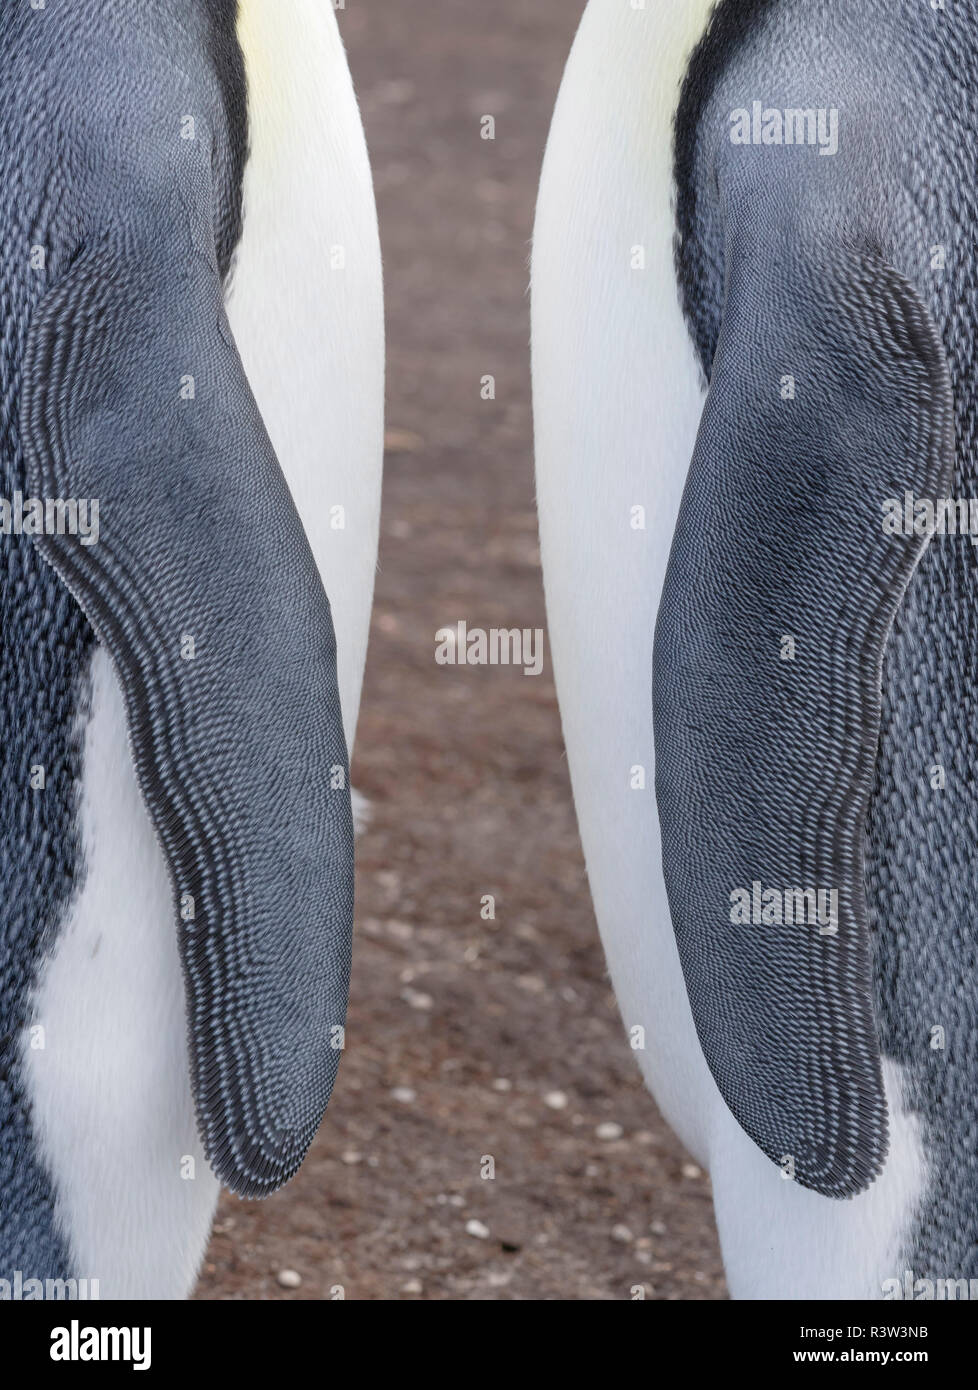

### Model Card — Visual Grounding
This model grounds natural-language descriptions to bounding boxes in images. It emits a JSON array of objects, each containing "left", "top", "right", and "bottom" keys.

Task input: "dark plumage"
[
  {"left": 1, "top": 0, "right": 353, "bottom": 1283},
  {"left": 667, "top": 0, "right": 978, "bottom": 1270}
]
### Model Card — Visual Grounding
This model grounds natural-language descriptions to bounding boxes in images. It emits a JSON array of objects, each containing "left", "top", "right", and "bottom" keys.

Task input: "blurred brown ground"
[{"left": 195, "top": 0, "right": 727, "bottom": 1301}]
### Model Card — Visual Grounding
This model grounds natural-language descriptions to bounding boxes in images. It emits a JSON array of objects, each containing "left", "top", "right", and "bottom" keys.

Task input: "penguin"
[
  {"left": 532, "top": 0, "right": 978, "bottom": 1299},
  {"left": 0, "top": 0, "right": 383, "bottom": 1300}
]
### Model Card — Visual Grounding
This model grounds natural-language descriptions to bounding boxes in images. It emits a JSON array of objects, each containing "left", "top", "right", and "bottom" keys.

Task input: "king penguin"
[
  {"left": 533, "top": 0, "right": 978, "bottom": 1299},
  {"left": 0, "top": 1, "right": 383, "bottom": 1299}
]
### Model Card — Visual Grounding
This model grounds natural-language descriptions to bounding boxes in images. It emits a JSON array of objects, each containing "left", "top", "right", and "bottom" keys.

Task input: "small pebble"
[
  {"left": 596, "top": 1122, "right": 624, "bottom": 1141},
  {"left": 401, "top": 1278, "right": 423, "bottom": 1295},
  {"left": 384, "top": 428, "right": 424, "bottom": 454},
  {"left": 492, "top": 1078, "right": 512, "bottom": 1092},
  {"left": 681, "top": 1162, "right": 703, "bottom": 1180},
  {"left": 466, "top": 1219, "right": 490, "bottom": 1240},
  {"left": 611, "top": 1224, "right": 634, "bottom": 1244},
  {"left": 544, "top": 1090, "right": 569, "bottom": 1110},
  {"left": 391, "top": 1086, "right": 416, "bottom": 1104},
  {"left": 277, "top": 1269, "right": 301, "bottom": 1289},
  {"left": 341, "top": 1150, "right": 362, "bottom": 1166}
]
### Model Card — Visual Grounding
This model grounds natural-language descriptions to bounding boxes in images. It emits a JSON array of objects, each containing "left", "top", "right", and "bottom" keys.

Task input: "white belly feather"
[{"left": 532, "top": 0, "right": 925, "bottom": 1298}]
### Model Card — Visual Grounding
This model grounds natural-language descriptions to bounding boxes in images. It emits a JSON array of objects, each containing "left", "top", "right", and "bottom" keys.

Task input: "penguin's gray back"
[
  {"left": 0, "top": 0, "right": 361, "bottom": 1291},
  {"left": 669, "top": 0, "right": 978, "bottom": 1278},
  {"left": 0, "top": 0, "right": 248, "bottom": 1282}
]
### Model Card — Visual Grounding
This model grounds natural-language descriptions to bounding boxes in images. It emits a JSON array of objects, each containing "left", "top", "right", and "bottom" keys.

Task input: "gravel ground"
[{"left": 195, "top": 0, "right": 728, "bottom": 1302}]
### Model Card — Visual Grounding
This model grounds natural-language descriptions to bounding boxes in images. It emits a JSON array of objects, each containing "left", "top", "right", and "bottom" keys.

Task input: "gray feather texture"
[
  {"left": 670, "top": 0, "right": 978, "bottom": 1263},
  {"left": 0, "top": 0, "right": 353, "bottom": 1258},
  {"left": 655, "top": 197, "right": 954, "bottom": 1194}
]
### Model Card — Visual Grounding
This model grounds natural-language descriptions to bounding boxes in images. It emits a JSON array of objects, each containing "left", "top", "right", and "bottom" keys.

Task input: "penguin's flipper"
[
  {"left": 653, "top": 209, "right": 955, "bottom": 1197},
  {"left": 22, "top": 243, "right": 354, "bottom": 1198}
]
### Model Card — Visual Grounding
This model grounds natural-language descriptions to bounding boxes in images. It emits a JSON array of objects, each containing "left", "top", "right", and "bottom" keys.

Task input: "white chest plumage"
[
  {"left": 531, "top": 0, "right": 924, "bottom": 1298},
  {"left": 228, "top": 0, "right": 384, "bottom": 749},
  {"left": 24, "top": 0, "right": 382, "bottom": 1299}
]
